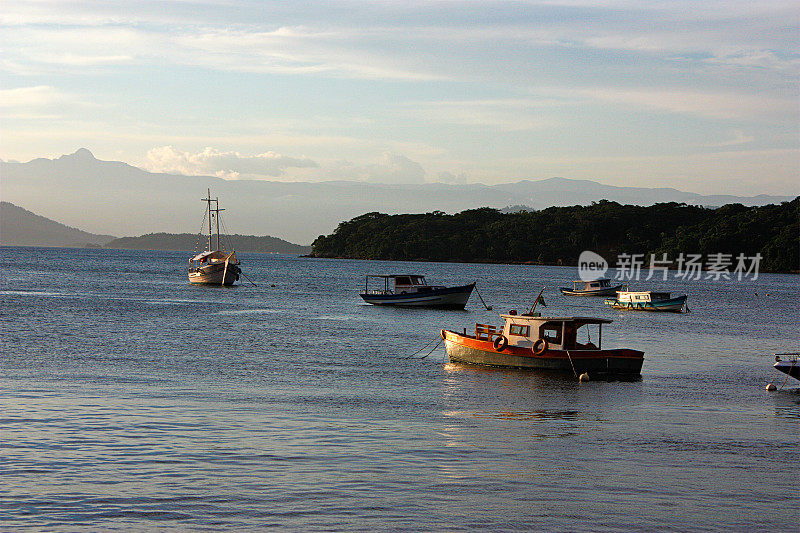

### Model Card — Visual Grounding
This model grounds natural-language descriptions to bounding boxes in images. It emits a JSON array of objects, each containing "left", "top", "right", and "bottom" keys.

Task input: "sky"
[{"left": 1, "top": 0, "right": 798, "bottom": 196}]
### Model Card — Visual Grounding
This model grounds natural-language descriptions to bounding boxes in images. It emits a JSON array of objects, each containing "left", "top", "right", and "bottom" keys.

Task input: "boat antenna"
[{"left": 527, "top": 287, "right": 546, "bottom": 315}]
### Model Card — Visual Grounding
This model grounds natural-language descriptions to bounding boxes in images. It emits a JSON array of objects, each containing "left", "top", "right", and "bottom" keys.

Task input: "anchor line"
[
  {"left": 564, "top": 349, "right": 578, "bottom": 378},
  {"left": 404, "top": 336, "right": 439, "bottom": 359},
  {"left": 473, "top": 283, "right": 492, "bottom": 310},
  {"left": 240, "top": 270, "right": 258, "bottom": 287},
  {"left": 419, "top": 338, "right": 443, "bottom": 359},
  {"left": 772, "top": 358, "right": 795, "bottom": 391}
]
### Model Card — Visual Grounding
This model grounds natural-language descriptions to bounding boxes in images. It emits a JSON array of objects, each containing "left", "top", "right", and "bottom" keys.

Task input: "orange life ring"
[
  {"left": 493, "top": 335, "right": 508, "bottom": 352},
  {"left": 533, "top": 339, "right": 548, "bottom": 355}
]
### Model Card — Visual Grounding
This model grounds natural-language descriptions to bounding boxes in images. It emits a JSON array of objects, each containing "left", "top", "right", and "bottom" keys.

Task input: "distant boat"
[
  {"left": 560, "top": 278, "right": 624, "bottom": 296},
  {"left": 188, "top": 189, "right": 242, "bottom": 286},
  {"left": 441, "top": 312, "right": 644, "bottom": 376},
  {"left": 360, "top": 274, "right": 474, "bottom": 309},
  {"left": 774, "top": 353, "right": 799, "bottom": 381},
  {"left": 604, "top": 290, "right": 688, "bottom": 313}
]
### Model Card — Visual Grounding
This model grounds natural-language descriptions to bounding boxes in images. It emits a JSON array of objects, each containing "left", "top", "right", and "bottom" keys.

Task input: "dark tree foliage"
[{"left": 311, "top": 198, "right": 799, "bottom": 272}]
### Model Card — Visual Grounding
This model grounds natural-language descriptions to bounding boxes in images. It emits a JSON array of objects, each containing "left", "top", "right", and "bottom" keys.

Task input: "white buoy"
[
  {"left": 579, "top": 372, "right": 590, "bottom": 382},
  {"left": 766, "top": 383, "right": 777, "bottom": 391}
]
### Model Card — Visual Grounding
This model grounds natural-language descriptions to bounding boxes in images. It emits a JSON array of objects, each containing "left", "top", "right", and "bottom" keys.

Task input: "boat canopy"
[
  {"left": 191, "top": 250, "right": 234, "bottom": 262},
  {"left": 500, "top": 314, "right": 612, "bottom": 325}
]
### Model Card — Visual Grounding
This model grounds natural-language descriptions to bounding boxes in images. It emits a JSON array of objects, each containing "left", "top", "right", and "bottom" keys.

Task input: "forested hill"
[
  {"left": 106, "top": 233, "right": 310, "bottom": 254},
  {"left": 310, "top": 198, "right": 800, "bottom": 272}
]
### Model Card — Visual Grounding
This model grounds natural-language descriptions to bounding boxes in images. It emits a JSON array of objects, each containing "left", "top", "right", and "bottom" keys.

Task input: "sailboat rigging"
[{"left": 187, "top": 188, "right": 242, "bottom": 286}]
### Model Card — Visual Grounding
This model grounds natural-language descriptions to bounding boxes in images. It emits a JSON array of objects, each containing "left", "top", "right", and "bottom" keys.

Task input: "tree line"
[
  {"left": 310, "top": 198, "right": 799, "bottom": 272},
  {"left": 105, "top": 233, "right": 310, "bottom": 254}
]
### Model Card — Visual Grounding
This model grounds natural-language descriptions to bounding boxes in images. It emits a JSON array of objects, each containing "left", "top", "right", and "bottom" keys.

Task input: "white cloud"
[
  {"left": 143, "top": 146, "right": 318, "bottom": 178},
  {"left": 708, "top": 130, "right": 755, "bottom": 147},
  {"left": 576, "top": 87, "right": 794, "bottom": 120},
  {"left": 436, "top": 171, "right": 469, "bottom": 184},
  {"left": 0, "top": 86, "right": 67, "bottom": 108},
  {"left": 402, "top": 98, "right": 563, "bottom": 131},
  {"left": 320, "top": 153, "right": 427, "bottom": 184},
  {"left": 0, "top": 85, "right": 99, "bottom": 119}
]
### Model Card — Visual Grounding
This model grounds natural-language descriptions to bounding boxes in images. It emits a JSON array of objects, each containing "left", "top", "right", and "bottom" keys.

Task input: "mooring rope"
[
  {"left": 417, "top": 338, "right": 443, "bottom": 359},
  {"left": 403, "top": 336, "right": 439, "bottom": 358},
  {"left": 473, "top": 283, "right": 493, "bottom": 310},
  {"left": 770, "top": 358, "right": 795, "bottom": 391},
  {"left": 564, "top": 349, "right": 578, "bottom": 379}
]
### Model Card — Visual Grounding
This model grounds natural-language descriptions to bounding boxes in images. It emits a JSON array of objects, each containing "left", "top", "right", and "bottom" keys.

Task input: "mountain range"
[
  {"left": 0, "top": 201, "right": 310, "bottom": 253},
  {"left": 2, "top": 149, "right": 794, "bottom": 245},
  {"left": 1, "top": 202, "right": 115, "bottom": 248}
]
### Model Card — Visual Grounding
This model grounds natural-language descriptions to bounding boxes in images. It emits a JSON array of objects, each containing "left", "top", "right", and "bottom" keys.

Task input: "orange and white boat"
[{"left": 441, "top": 312, "right": 644, "bottom": 376}]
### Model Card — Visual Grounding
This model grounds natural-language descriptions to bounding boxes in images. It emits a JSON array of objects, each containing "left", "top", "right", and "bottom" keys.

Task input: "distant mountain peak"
[{"left": 59, "top": 148, "right": 96, "bottom": 162}]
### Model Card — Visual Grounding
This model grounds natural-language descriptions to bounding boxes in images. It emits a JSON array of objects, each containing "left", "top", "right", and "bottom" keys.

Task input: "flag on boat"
[{"left": 537, "top": 295, "right": 546, "bottom": 307}]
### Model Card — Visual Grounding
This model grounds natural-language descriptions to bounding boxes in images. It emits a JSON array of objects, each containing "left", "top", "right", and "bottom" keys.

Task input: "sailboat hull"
[{"left": 188, "top": 262, "right": 240, "bottom": 286}]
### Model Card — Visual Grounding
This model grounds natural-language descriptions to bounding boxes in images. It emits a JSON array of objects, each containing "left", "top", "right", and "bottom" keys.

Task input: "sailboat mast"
[
  {"left": 201, "top": 188, "right": 226, "bottom": 252},
  {"left": 203, "top": 188, "right": 213, "bottom": 251},
  {"left": 215, "top": 196, "right": 221, "bottom": 251}
]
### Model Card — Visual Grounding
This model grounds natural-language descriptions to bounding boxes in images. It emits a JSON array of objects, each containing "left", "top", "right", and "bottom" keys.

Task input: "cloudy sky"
[{"left": 2, "top": 1, "right": 798, "bottom": 195}]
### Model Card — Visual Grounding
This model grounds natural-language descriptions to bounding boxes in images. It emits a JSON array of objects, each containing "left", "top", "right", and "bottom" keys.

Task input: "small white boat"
[
  {"left": 360, "top": 275, "right": 474, "bottom": 309},
  {"left": 605, "top": 290, "right": 688, "bottom": 313},
  {"left": 560, "top": 278, "right": 624, "bottom": 296},
  {"left": 774, "top": 353, "right": 800, "bottom": 381},
  {"left": 188, "top": 189, "right": 242, "bottom": 286}
]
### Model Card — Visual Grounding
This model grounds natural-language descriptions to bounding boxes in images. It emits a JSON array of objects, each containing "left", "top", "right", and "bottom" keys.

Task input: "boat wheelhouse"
[
  {"left": 441, "top": 312, "right": 643, "bottom": 376},
  {"left": 360, "top": 275, "right": 474, "bottom": 309},
  {"left": 560, "top": 278, "right": 624, "bottom": 296},
  {"left": 188, "top": 188, "right": 242, "bottom": 286},
  {"left": 605, "top": 290, "right": 688, "bottom": 312}
]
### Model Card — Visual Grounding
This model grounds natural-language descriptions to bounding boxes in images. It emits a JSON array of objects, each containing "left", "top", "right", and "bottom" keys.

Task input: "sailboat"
[{"left": 187, "top": 188, "right": 242, "bottom": 286}]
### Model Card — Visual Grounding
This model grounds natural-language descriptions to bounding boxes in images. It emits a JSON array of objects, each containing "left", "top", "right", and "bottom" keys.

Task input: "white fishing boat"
[
  {"left": 560, "top": 278, "right": 624, "bottom": 296},
  {"left": 774, "top": 353, "right": 800, "bottom": 381},
  {"left": 188, "top": 189, "right": 242, "bottom": 286},
  {"left": 605, "top": 290, "right": 688, "bottom": 312},
  {"left": 360, "top": 275, "right": 474, "bottom": 309}
]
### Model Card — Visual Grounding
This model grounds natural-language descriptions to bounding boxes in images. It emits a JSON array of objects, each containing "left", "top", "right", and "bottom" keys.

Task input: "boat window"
[
  {"left": 509, "top": 324, "right": 530, "bottom": 337},
  {"left": 539, "top": 322, "right": 562, "bottom": 345},
  {"left": 394, "top": 276, "right": 411, "bottom": 285},
  {"left": 411, "top": 276, "right": 425, "bottom": 285}
]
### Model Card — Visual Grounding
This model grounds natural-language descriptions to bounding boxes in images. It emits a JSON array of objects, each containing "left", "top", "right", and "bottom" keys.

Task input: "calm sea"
[{"left": 1, "top": 246, "right": 798, "bottom": 531}]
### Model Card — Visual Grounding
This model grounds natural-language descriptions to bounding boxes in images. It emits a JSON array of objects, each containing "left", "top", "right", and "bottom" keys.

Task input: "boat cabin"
[
  {"left": 362, "top": 274, "right": 441, "bottom": 295},
  {"left": 498, "top": 314, "right": 610, "bottom": 351},
  {"left": 190, "top": 250, "right": 234, "bottom": 265},
  {"left": 570, "top": 278, "right": 613, "bottom": 291},
  {"left": 615, "top": 291, "right": 671, "bottom": 303}
]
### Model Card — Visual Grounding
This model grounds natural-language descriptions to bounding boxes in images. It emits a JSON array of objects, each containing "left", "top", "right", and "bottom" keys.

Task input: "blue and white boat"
[
  {"left": 604, "top": 290, "right": 688, "bottom": 312},
  {"left": 360, "top": 275, "right": 474, "bottom": 309},
  {"left": 560, "top": 278, "right": 624, "bottom": 296}
]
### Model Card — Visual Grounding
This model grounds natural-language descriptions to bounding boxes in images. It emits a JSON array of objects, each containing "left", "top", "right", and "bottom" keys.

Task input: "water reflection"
[
  {"left": 443, "top": 409, "right": 581, "bottom": 421},
  {"left": 443, "top": 361, "right": 643, "bottom": 383},
  {"left": 771, "top": 387, "right": 800, "bottom": 419}
]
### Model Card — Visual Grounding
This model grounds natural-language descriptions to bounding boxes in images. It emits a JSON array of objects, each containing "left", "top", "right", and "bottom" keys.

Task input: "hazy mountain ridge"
[
  {"left": 2, "top": 149, "right": 794, "bottom": 244},
  {"left": 1, "top": 202, "right": 310, "bottom": 253},
  {"left": 0, "top": 201, "right": 116, "bottom": 247}
]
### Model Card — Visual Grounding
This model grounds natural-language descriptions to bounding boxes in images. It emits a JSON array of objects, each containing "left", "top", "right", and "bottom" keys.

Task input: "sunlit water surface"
[{"left": 1, "top": 247, "right": 798, "bottom": 531}]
